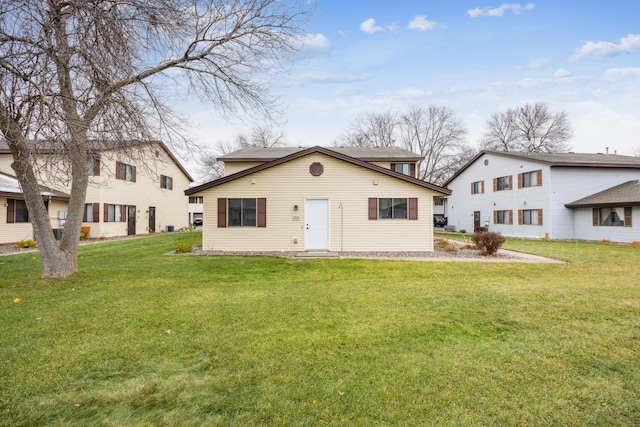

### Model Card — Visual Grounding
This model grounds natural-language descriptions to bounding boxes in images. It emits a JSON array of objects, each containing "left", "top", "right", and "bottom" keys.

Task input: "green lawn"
[{"left": 1, "top": 233, "right": 639, "bottom": 426}]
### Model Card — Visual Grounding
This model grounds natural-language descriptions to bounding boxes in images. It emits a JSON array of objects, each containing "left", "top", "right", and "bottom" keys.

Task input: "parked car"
[
  {"left": 193, "top": 218, "right": 203, "bottom": 227},
  {"left": 433, "top": 216, "right": 447, "bottom": 227}
]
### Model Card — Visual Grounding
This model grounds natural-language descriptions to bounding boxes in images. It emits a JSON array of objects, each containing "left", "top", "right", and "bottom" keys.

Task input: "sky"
[{"left": 180, "top": 1, "right": 640, "bottom": 177}]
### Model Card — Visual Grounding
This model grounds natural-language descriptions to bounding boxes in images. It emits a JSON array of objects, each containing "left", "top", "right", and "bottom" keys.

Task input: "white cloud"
[
  {"left": 408, "top": 15, "right": 437, "bottom": 31},
  {"left": 468, "top": 3, "right": 535, "bottom": 18},
  {"left": 603, "top": 67, "right": 640, "bottom": 81},
  {"left": 569, "top": 34, "right": 640, "bottom": 61},
  {"left": 294, "top": 72, "right": 371, "bottom": 84},
  {"left": 527, "top": 57, "right": 550, "bottom": 69},
  {"left": 554, "top": 68, "right": 572, "bottom": 78},
  {"left": 292, "top": 33, "right": 331, "bottom": 56},
  {"left": 360, "top": 18, "right": 385, "bottom": 34}
]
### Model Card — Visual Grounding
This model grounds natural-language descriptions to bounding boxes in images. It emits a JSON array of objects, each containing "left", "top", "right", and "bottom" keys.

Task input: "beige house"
[
  {"left": 185, "top": 146, "right": 450, "bottom": 254},
  {"left": 0, "top": 172, "right": 70, "bottom": 244},
  {"left": 0, "top": 141, "right": 193, "bottom": 241}
]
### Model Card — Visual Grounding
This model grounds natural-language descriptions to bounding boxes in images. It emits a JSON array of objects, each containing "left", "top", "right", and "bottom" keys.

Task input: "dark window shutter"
[
  {"left": 508, "top": 175, "right": 513, "bottom": 190},
  {"left": 6, "top": 199, "right": 14, "bottom": 223},
  {"left": 368, "top": 198, "right": 377, "bottom": 220},
  {"left": 257, "top": 198, "right": 267, "bottom": 227},
  {"left": 509, "top": 210, "right": 513, "bottom": 225},
  {"left": 104, "top": 203, "right": 109, "bottom": 223},
  {"left": 493, "top": 211, "right": 497, "bottom": 224},
  {"left": 470, "top": 182, "right": 474, "bottom": 194},
  {"left": 93, "top": 203, "right": 99, "bottom": 222},
  {"left": 169, "top": 177, "right": 173, "bottom": 190},
  {"left": 624, "top": 207, "right": 632, "bottom": 227},
  {"left": 518, "top": 173, "right": 523, "bottom": 189},
  {"left": 218, "top": 198, "right": 227, "bottom": 228},
  {"left": 592, "top": 209, "right": 599, "bottom": 226},
  {"left": 537, "top": 209, "right": 543, "bottom": 226},
  {"left": 481, "top": 181, "right": 484, "bottom": 194},
  {"left": 410, "top": 163, "right": 416, "bottom": 178},
  {"left": 160, "top": 175, "right": 164, "bottom": 188},
  {"left": 93, "top": 155, "right": 101, "bottom": 176},
  {"left": 518, "top": 209, "right": 523, "bottom": 225},
  {"left": 537, "top": 170, "right": 542, "bottom": 186},
  {"left": 408, "top": 198, "right": 418, "bottom": 220},
  {"left": 132, "top": 166, "right": 137, "bottom": 183},
  {"left": 390, "top": 163, "right": 396, "bottom": 172},
  {"left": 121, "top": 205, "right": 127, "bottom": 222},
  {"left": 493, "top": 178, "right": 497, "bottom": 192},
  {"left": 115, "top": 162, "right": 121, "bottom": 180}
]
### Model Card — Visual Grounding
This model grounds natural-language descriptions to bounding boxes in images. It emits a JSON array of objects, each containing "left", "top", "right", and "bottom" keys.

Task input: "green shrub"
[
  {"left": 175, "top": 243, "right": 192, "bottom": 254},
  {"left": 16, "top": 239, "right": 38, "bottom": 249},
  {"left": 471, "top": 230, "right": 505, "bottom": 255},
  {"left": 459, "top": 229, "right": 466, "bottom": 234},
  {"left": 79, "top": 231, "right": 86, "bottom": 240}
]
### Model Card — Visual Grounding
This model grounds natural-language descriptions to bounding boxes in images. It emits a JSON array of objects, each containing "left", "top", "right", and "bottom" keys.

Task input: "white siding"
[
  {"left": 570, "top": 207, "right": 639, "bottom": 243},
  {"left": 197, "top": 153, "right": 439, "bottom": 252}
]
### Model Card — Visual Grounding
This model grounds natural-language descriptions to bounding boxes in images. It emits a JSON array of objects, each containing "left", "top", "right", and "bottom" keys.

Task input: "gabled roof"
[
  {"left": 0, "top": 140, "right": 194, "bottom": 182},
  {"left": 0, "top": 172, "right": 70, "bottom": 200},
  {"left": 445, "top": 150, "right": 640, "bottom": 186},
  {"left": 217, "top": 146, "right": 423, "bottom": 163},
  {"left": 186, "top": 146, "right": 450, "bottom": 195},
  {"left": 565, "top": 180, "right": 640, "bottom": 208}
]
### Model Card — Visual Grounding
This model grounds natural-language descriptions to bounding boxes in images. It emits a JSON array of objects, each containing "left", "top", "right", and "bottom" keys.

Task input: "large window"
[
  {"left": 520, "top": 170, "right": 541, "bottom": 188},
  {"left": 520, "top": 209, "right": 541, "bottom": 225},
  {"left": 228, "top": 198, "right": 257, "bottom": 227},
  {"left": 160, "top": 175, "right": 173, "bottom": 190},
  {"left": 593, "top": 207, "right": 631, "bottom": 227},
  {"left": 495, "top": 175, "right": 511, "bottom": 191},
  {"left": 379, "top": 198, "right": 408, "bottom": 219},
  {"left": 494, "top": 210, "right": 512, "bottom": 224}
]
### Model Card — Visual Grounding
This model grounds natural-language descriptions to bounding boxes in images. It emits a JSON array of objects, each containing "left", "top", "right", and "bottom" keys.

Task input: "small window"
[
  {"left": 495, "top": 210, "right": 512, "bottom": 224},
  {"left": 160, "top": 175, "right": 173, "bottom": 190},
  {"left": 521, "top": 170, "right": 540, "bottom": 188},
  {"left": 83, "top": 203, "right": 93, "bottom": 222},
  {"left": 87, "top": 155, "right": 100, "bottom": 176},
  {"left": 15, "top": 200, "right": 29, "bottom": 223},
  {"left": 105, "top": 204, "right": 126, "bottom": 222},
  {"left": 434, "top": 197, "right": 445, "bottom": 206},
  {"left": 521, "top": 209, "right": 540, "bottom": 225},
  {"left": 495, "top": 176, "right": 511, "bottom": 191},
  {"left": 228, "top": 198, "right": 257, "bottom": 227},
  {"left": 116, "top": 162, "right": 135, "bottom": 182},
  {"left": 471, "top": 181, "right": 484, "bottom": 194},
  {"left": 379, "top": 198, "right": 407, "bottom": 219},
  {"left": 391, "top": 163, "right": 415, "bottom": 177},
  {"left": 189, "top": 196, "right": 203, "bottom": 204}
]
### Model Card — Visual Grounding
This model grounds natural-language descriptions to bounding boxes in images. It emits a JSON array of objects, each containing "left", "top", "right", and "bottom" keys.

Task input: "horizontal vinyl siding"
[{"left": 199, "top": 153, "right": 437, "bottom": 252}]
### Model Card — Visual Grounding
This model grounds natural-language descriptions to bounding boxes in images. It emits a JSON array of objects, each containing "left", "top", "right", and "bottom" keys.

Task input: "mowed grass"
[{"left": 1, "top": 233, "right": 639, "bottom": 426}]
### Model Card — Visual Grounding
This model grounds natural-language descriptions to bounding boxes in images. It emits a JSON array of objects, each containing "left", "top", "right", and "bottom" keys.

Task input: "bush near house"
[{"left": 471, "top": 228, "right": 506, "bottom": 255}]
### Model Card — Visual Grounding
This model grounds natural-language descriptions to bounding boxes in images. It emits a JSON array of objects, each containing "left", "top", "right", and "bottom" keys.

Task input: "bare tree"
[
  {"left": 481, "top": 102, "right": 573, "bottom": 152},
  {"left": 399, "top": 105, "right": 469, "bottom": 185},
  {"left": 249, "top": 126, "right": 287, "bottom": 148},
  {"left": 633, "top": 146, "right": 640, "bottom": 157},
  {"left": 0, "top": 0, "right": 312, "bottom": 278},
  {"left": 338, "top": 111, "right": 398, "bottom": 147}
]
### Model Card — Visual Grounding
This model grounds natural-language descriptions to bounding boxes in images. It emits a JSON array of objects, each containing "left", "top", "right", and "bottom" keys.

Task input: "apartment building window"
[
  {"left": 160, "top": 175, "right": 173, "bottom": 190},
  {"left": 494, "top": 175, "right": 512, "bottom": 191},
  {"left": 593, "top": 207, "right": 631, "bottom": 227},
  {"left": 189, "top": 196, "right": 203, "bottom": 204},
  {"left": 116, "top": 161, "right": 136, "bottom": 182},
  {"left": 217, "top": 198, "right": 266, "bottom": 228},
  {"left": 87, "top": 155, "right": 100, "bottom": 176},
  {"left": 83, "top": 203, "right": 100, "bottom": 222},
  {"left": 471, "top": 181, "right": 484, "bottom": 194},
  {"left": 519, "top": 209, "right": 542, "bottom": 225},
  {"left": 434, "top": 197, "right": 445, "bottom": 206},
  {"left": 369, "top": 198, "right": 418, "bottom": 220},
  {"left": 104, "top": 204, "right": 126, "bottom": 222},
  {"left": 519, "top": 170, "right": 542, "bottom": 188},
  {"left": 494, "top": 210, "right": 513, "bottom": 224}
]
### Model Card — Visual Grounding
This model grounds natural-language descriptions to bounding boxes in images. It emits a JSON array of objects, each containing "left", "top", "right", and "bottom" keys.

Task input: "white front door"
[{"left": 305, "top": 199, "right": 330, "bottom": 251}]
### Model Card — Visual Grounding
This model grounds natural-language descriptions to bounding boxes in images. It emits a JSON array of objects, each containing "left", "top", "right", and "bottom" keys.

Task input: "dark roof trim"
[
  {"left": 565, "top": 180, "right": 640, "bottom": 208},
  {"left": 186, "top": 146, "right": 451, "bottom": 195}
]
